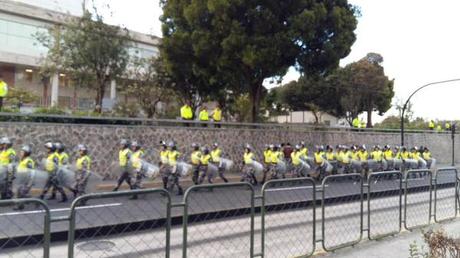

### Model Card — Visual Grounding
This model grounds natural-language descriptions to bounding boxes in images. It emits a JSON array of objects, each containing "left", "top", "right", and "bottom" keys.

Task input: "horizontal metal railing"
[{"left": 0, "top": 167, "right": 458, "bottom": 258}]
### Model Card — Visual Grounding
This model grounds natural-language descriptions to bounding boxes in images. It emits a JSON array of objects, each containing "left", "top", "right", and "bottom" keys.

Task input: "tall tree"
[
  {"left": 160, "top": 0, "right": 359, "bottom": 122},
  {"left": 337, "top": 53, "right": 394, "bottom": 127},
  {"left": 35, "top": 10, "right": 131, "bottom": 113},
  {"left": 122, "top": 55, "right": 177, "bottom": 118}
]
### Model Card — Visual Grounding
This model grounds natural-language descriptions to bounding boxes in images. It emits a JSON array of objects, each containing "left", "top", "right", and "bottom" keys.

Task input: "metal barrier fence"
[{"left": 0, "top": 168, "right": 459, "bottom": 258}]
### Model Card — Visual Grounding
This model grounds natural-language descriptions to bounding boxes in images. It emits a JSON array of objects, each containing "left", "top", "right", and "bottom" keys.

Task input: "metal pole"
[
  {"left": 400, "top": 78, "right": 460, "bottom": 146},
  {"left": 452, "top": 124, "right": 456, "bottom": 166}
]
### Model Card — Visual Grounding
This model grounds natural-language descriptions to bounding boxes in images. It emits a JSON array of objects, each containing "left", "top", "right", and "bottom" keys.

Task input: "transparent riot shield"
[
  {"left": 56, "top": 166, "right": 76, "bottom": 189},
  {"left": 142, "top": 160, "right": 160, "bottom": 179},
  {"left": 220, "top": 158, "right": 234, "bottom": 172},
  {"left": 251, "top": 161, "right": 264, "bottom": 174},
  {"left": 177, "top": 162, "right": 192, "bottom": 177},
  {"left": 85, "top": 172, "right": 103, "bottom": 193}
]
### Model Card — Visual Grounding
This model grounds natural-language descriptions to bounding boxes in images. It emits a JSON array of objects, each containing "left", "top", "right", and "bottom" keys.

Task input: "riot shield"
[
  {"left": 207, "top": 163, "right": 218, "bottom": 178},
  {"left": 85, "top": 172, "right": 103, "bottom": 193},
  {"left": 0, "top": 166, "right": 7, "bottom": 191},
  {"left": 177, "top": 162, "right": 192, "bottom": 177},
  {"left": 275, "top": 160, "right": 287, "bottom": 175},
  {"left": 56, "top": 166, "right": 76, "bottom": 189},
  {"left": 142, "top": 160, "right": 160, "bottom": 179},
  {"left": 220, "top": 158, "right": 234, "bottom": 172},
  {"left": 251, "top": 161, "right": 264, "bottom": 174}
]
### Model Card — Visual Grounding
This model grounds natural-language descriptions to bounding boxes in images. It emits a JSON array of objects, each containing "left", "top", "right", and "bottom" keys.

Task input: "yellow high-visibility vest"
[
  {"left": 291, "top": 151, "right": 303, "bottom": 166},
  {"left": 372, "top": 151, "right": 383, "bottom": 161},
  {"left": 243, "top": 152, "right": 254, "bottom": 165},
  {"left": 384, "top": 150, "right": 393, "bottom": 159},
  {"left": 342, "top": 151, "right": 351, "bottom": 164},
  {"left": 180, "top": 105, "right": 193, "bottom": 119},
  {"left": 271, "top": 151, "right": 283, "bottom": 164},
  {"left": 76, "top": 155, "right": 91, "bottom": 171},
  {"left": 400, "top": 151, "right": 410, "bottom": 159},
  {"left": 45, "top": 153, "right": 58, "bottom": 173},
  {"left": 410, "top": 152, "right": 421, "bottom": 160},
  {"left": 263, "top": 150, "right": 272, "bottom": 163},
  {"left": 326, "top": 152, "right": 335, "bottom": 161},
  {"left": 57, "top": 152, "right": 69, "bottom": 165},
  {"left": 191, "top": 151, "right": 202, "bottom": 165},
  {"left": 423, "top": 151, "right": 432, "bottom": 160},
  {"left": 0, "top": 148, "right": 15, "bottom": 166},
  {"left": 314, "top": 152, "right": 324, "bottom": 164},
  {"left": 119, "top": 148, "right": 131, "bottom": 167},
  {"left": 160, "top": 150, "right": 169, "bottom": 164},
  {"left": 0, "top": 81, "right": 8, "bottom": 97},
  {"left": 358, "top": 151, "right": 368, "bottom": 161},
  {"left": 168, "top": 150, "right": 180, "bottom": 166},
  {"left": 201, "top": 154, "right": 211, "bottom": 165},
  {"left": 212, "top": 108, "right": 222, "bottom": 121},
  {"left": 300, "top": 147, "right": 308, "bottom": 158},
  {"left": 199, "top": 110, "right": 209, "bottom": 121},
  {"left": 211, "top": 148, "right": 222, "bottom": 163},
  {"left": 18, "top": 157, "right": 35, "bottom": 171},
  {"left": 428, "top": 121, "right": 435, "bottom": 129},
  {"left": 131, "top": 150, "right": 144, "bottom": 170}
]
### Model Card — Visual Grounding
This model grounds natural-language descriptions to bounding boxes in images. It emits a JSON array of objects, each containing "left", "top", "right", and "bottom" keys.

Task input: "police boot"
[{"left": 177, "top": 187, "right": 184, "bottom": 196}]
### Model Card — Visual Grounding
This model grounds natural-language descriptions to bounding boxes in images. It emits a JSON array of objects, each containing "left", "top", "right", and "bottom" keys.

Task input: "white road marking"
[{"left": 0, "top": 203, "right": 122, "bottom": 216}]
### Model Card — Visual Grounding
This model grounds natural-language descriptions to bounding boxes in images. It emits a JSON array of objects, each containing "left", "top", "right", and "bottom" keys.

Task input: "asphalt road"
[{"left": 0, "top": 169, "right": 458, "bottom": 257}]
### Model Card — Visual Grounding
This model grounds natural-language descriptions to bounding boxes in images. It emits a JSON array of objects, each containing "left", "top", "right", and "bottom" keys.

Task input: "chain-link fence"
[
  {"left": 367, "top": 171, "right": 402, "bottom": 240},
  {"left": 0, "top": 198, "right": 50, "bottom": 258},
  {"left": 404, "top": 169, "right": 432, "bottom": 230},
  {"left": 182, "top": 183, "right": 255, "bottom": 258},
  {"left": 4, "top": 167, "right": 460, "bottom": 257},
  {"left": 67, "top": 189, "right": 171, "bottom": 258},
  {"left": 321, "top": 174, "right": 363, "bottom": 251},
  {"left": 434, "top": 168, "right": 459, "bottom": 222},
  {"left": 261, "top": 178, "right": 316, "bottom": 258}
]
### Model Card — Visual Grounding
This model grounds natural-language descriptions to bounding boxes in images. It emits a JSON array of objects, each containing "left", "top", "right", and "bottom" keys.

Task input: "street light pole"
[{"left": 400, "top": 78, "right": 460, "bottom": 146}]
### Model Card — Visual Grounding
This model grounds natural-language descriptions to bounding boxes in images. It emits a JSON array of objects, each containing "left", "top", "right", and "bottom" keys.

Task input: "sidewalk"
[{"left": 316, "top": 218, "right": 460, "bottom": 258}]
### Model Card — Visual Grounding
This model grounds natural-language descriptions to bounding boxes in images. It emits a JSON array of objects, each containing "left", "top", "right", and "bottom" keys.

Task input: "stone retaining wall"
[{"left": 0, "top": 122, "right": 456, "bottom": 178}]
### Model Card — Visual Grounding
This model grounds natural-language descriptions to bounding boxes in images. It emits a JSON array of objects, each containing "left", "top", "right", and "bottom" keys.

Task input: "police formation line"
[{"left": 0, "top": 137, "right": 436, "bottom": 208}]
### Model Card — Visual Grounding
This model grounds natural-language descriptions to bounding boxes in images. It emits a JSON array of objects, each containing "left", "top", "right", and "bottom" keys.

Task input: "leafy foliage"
[
  {"left": 35, "top": 9, "right": 131, "bottom": 113},
  {"left": 121, "top": 55, "right": 177, "bottom": 118},
  {"left": 270, "top": 53, "right": 394, "bottom": 127},
  {"left": 5, "top": 87, "right": 39, "bottom": 106},
  {"left": 161, "top": 0, "right": 359, "bottom": 121}
]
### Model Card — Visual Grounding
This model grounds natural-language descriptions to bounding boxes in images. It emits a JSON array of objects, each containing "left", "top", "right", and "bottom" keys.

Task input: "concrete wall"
[{"left": 0, "top": 122, "right": 457, "bottom": 178}]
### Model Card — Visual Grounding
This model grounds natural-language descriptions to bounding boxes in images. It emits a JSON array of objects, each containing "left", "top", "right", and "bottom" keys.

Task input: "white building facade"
[{"left": 0, "top": 0, "right": 160, "bottom": 110}]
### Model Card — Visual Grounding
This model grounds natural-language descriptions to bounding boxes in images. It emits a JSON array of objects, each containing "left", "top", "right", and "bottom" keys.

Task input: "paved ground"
[{"left": 0, "top": 169, "right": 458, "bottom": 257}]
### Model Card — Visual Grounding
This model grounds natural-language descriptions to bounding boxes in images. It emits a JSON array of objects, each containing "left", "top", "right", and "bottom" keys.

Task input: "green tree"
[
  {"left": 332, "top": 53, "right": 394, "bottom": 127},
  {"left": 122, "top": 55, "right": 177, "bottom": 118},
  {"left": 35, "top": 10, "right": 131, "bottom": 113},
  {"left": 161, "top": 0, "right": 359, "bottom": 122}
]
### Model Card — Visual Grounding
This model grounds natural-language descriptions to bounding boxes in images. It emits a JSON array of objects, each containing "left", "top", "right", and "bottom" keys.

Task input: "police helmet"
[
  {"left": 245, "top": 144, "right": 252, "bottom": 150},
  {"left": 44, "top": 142, "right": 55, "bottom": 151},
  {"left": 120, "top": 139, "right": 129, "bottom": 147},
  {"left": 269, "top": 144, "right": 275, "bottom": 149},
  {"left": 212, "top": 142, "right": 219, "bottom": 148},
  {"left": 159, "top": 140, "right": 166, "bottom": 146},
  {"left": 55, "top": 142, "right": 65, "bottom": 151},
  {"left": 131, "top": 141, "right": 140, "bottom": 148},
  {"left": 295, "top": 144, "right": 301, "bottom": 150},
  {"left": 1, "top": 137, "right": 12, "bottom": 146},
  {"left": 77, "top": 144, "right": 88, "bottom": 152},
  {"left": 21, "top": 145, "right": 32, "bottom": 155},
  {"left": 168, "top": 141, "right": 176, "bottom": 148},
  {"left": 201, "top": 146, "right": 209, "bottom": 153}
]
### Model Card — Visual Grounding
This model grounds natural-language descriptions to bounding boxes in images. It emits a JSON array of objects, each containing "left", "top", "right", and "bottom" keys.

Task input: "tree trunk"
[
  {"left": 367, "top": 108, "right": 373, "bottom": 128},
  {"left": 250, "top": 82, "right": 263, "bottom": 123},
  {"left": 94, "top": 79, "right": 106, "bottom": 113}
]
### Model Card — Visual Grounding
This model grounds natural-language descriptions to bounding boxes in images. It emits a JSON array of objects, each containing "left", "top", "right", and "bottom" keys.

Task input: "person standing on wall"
[
  {"left": 428, "top": 120, "right": 435, "bottom": 130},
  {"left": 199, "top": 106, "right": 209, "bottom": 127},
  {"left": 180, "top": 101, "right": 193, "bottom": 127},
  {"left": 0, "top": 74, "right": 8, "bottom": 111},
  {"left": 211, "top": 104, "right": 222, "bottom": 128}
]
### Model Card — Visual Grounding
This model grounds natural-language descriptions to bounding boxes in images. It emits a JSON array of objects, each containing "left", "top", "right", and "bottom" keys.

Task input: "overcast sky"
[{"left": 87, "top": 0, "right": 460, "bottom": 122}]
